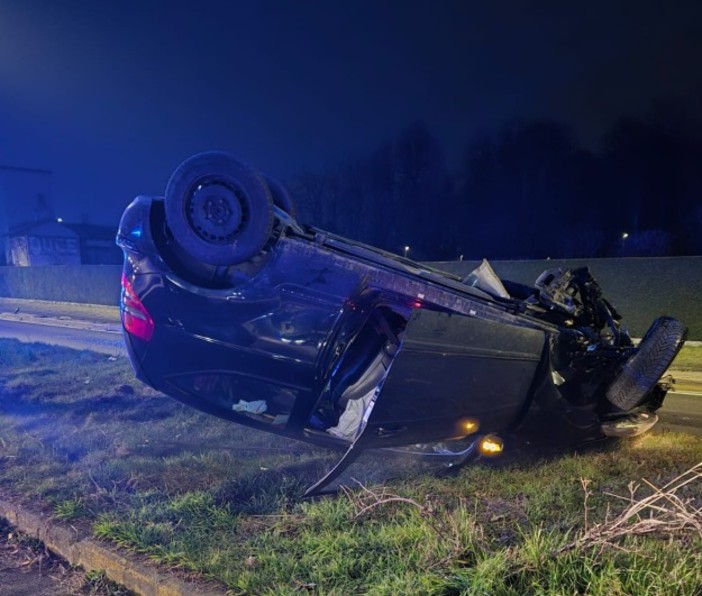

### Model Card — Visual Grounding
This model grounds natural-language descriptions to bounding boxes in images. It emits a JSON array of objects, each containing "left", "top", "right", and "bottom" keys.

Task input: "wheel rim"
[
  {"left": 185, "top": 179, "right": 249, "bottom": 245},
  {"left": 165, "top": 151, "right": 275, "bottom": 266}
]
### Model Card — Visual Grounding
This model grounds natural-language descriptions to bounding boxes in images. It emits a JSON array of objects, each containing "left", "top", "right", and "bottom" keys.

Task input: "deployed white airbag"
[{"left": 463, "top": 258, "right": 510, "bottom": 298}]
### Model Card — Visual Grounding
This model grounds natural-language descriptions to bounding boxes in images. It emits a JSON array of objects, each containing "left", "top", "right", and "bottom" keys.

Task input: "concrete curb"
[{"left": 0, "top": 499, "right": 223, "bottom": 596}]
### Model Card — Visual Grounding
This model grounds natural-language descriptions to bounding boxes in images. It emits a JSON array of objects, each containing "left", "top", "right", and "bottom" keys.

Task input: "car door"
[{"left": 354, "top": 308, "right": 547, "bottom": 448}]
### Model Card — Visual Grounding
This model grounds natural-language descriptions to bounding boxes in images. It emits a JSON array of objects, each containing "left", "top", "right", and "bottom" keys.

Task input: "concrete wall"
[
  {"left": 0, "top": 256, "right": 699, "bottom": 338},
  {"left": 434, "top": 256, "right": 702, "bottom": 340},
  {"left": 0, "top": 265, "right": 121, "bottom": 306}
]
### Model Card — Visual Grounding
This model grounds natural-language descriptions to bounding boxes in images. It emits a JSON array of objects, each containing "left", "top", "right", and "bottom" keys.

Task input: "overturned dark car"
[{"left": 116, "top": 152, "right": 686, "bottom": 494}]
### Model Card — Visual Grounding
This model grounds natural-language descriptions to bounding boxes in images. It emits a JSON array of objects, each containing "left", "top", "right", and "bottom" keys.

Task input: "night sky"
[{"left": 1, "top": 0, "right": 701, "bottom": 226}]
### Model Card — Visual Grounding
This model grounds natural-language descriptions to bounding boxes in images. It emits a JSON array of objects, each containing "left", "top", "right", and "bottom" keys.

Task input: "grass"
[
  {"left": 1, "top": 338, "right": 701, "bottom": 594},
  {"left": 670, "top": 344, "right": 702, "bottom": 371}
]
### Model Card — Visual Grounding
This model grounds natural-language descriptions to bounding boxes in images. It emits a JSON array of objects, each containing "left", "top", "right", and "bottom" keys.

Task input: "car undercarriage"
[{"left": 117, "top": 152, "right": 687, "bottom": 494}]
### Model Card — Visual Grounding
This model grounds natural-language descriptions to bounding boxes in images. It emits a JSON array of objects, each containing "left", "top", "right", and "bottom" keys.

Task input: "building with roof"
[
  {"left": 60, "top": 222, "right": 121, "bottom": 265},
  {"left": 1, "top": 165, "right": 56, "bottom": 265},
  {"left": 1, "top": 165, "right": 121, "bottom": 266},
  {"left": 5, "top": 220, "right": 120, "bottom": 266}
]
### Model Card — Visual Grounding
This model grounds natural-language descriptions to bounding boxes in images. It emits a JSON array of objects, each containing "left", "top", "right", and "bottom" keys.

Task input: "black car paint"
[{"left": 117, "top": 191, "right": 676, "bottom": 493}]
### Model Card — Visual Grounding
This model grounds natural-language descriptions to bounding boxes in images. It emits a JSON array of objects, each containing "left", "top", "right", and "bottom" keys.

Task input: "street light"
[
  {"left": 620, "top": 232, "right": 630, "bottom": 256},
  {"left": 403, "top": 245, "right": 410, "bottom": 258}
]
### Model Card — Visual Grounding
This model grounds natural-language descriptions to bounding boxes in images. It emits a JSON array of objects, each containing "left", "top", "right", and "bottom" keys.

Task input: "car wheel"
[
  {"left": 263, "top": 174, "right": 297, "bottom": 218},
  {"left": 605, "top": 317, "right": 686, "bottom": 410},
  {"left": 165, "top": 152, "right": 274, "bottom": 266}
]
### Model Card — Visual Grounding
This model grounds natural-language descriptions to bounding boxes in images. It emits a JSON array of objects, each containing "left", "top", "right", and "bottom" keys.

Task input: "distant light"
[
  {"left": 403, "top": 245, "right": 410, "bottom": 258},
  {"left": 622, "top": 232, "right": 629, "bottom": 239},
  {"left": 56, "top": 217, "right": 63, "bottom": 223}
]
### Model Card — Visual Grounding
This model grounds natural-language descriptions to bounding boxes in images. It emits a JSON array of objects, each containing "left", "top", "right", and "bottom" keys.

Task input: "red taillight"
[{"left": 120, "top": 273, "right": 154, "bottom": 341}]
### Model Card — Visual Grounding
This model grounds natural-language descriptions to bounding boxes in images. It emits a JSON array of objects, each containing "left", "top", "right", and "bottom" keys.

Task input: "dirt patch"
[{"left": 0, "top": 517, "right": 129, "bottom": 596}]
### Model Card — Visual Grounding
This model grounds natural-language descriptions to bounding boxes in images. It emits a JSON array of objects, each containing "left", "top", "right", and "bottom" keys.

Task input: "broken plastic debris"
[{"left": 232, "top": 399, "right": 267, "bottom": 414}]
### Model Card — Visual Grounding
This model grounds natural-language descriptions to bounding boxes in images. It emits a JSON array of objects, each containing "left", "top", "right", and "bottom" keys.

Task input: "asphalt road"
[
  {"left": 0, "top": 319, "right": 124, "bottom": 356},
  {"left": 658, "top": 391, "right": 702, "bottom": 436},
  {"left": 0, "top": 297, "right": 119, "bottom": 325}
]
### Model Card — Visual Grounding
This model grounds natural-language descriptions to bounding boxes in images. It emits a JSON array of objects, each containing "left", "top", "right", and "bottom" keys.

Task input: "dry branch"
[
  {"left": 341, "top": 479, "right": 476, "bottom": 569},
  {"left": 559, "top": 462, "right": 702, "bottom": 554},
  {"left": 341, "top": 479, "right": 430, "bottom": 519}
]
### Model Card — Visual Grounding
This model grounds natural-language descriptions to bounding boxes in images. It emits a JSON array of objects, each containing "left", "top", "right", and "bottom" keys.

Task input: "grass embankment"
[
  {"left": 0, "top": 339, "right": 701, "bottom": 594},
  {"left": 669, "top": 344, "right": 702, "bottom": 371}
]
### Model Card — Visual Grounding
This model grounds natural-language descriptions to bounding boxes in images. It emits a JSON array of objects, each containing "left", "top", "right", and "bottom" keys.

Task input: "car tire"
[
  {"left": 165, "top": 152, "right": 274, "bottom": 266},
  {"left": 263, "top": 174, "right": 297, "bottom": 218},
  {"left": 605, "top": 317, "right": 686, "bottom": 411}
]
